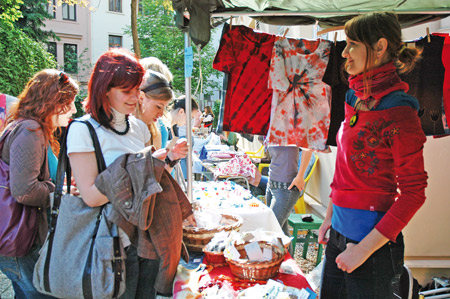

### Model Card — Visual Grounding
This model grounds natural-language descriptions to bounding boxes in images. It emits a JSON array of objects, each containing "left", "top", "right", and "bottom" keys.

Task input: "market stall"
[{"left": 170, "top": 1, "right": 450, "bottom": 297}]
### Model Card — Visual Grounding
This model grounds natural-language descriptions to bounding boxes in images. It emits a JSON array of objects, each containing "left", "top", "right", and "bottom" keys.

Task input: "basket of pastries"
[
  {"left": 224, "top": 230, "right": 288, "bottom": 281},
  {"left": 183, "top": 210, "right": 243, "bottom": 252}
]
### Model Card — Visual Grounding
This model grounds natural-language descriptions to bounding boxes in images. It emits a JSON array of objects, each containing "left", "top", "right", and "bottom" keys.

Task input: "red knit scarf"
[{"left": 348, "top": 62, "right": 409, "bottom": 107}]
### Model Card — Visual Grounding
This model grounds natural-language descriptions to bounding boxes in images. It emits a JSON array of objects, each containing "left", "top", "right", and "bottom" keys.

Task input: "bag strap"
[{"left": 44, "top": 119, "right": 106, "bottom": 294}]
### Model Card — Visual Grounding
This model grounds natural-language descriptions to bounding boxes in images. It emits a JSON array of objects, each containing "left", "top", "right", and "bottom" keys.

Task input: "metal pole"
[{"left": 184, "top": 32, "right": 193, "bottom": 202}]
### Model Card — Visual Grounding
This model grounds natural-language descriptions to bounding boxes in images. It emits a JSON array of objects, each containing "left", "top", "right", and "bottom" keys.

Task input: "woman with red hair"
[
  {"left": 0, "top": 69, "right": 78, "bottom": 298},
  {"left": 66, "top": 48, "right": 194, "bottom": 298}
]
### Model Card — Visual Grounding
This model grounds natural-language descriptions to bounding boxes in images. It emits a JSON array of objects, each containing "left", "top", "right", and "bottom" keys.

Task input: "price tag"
[{"left": 244, "top": 241, "right": 264, "bottom": 261}]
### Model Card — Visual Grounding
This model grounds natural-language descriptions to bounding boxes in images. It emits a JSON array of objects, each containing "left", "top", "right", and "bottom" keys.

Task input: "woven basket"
[
  {"left": 183, "top": 214, "right": 243, "bottom": 252},
  {"left": 202, "top": 247, "right": 227, "bottom": 267},
  {"left": 226, "top": 241, "right": 286, "bottom": 280}
]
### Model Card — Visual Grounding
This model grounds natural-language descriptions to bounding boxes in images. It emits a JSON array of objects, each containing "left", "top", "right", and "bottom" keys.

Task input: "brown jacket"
[
  {"left": 95, "top": 147, "right": 192, "bottom": 294},
  {"left": 1, "top": 119, "right": 54, "bottom": 245}
]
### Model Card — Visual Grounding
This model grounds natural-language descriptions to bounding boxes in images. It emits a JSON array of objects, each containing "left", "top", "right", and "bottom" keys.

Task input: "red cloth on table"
[{"left": 173, "top": 252, "right": 311, "bottom": 297}]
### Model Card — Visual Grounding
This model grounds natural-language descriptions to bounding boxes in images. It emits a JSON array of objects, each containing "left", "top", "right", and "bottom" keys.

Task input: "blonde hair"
[{"left": 140, "top": 57, "right": 173, "bottom": 82}]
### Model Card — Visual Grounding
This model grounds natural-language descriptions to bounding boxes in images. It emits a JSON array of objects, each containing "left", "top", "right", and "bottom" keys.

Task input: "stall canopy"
[{"left": 171, "top": 0, "right": 450, "bottom": 47}]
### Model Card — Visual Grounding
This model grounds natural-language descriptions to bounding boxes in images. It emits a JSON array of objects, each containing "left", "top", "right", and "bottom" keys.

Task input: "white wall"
[{"left": 89, "top": 0, "right": 134, "bottom": 64}]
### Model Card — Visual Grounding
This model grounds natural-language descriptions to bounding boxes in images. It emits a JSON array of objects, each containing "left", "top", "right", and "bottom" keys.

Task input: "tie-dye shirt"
[
  {"left": 213, "top": 25, "right": 276, "bottom": 135},
  {"left": 266, "top": 38, "right": 332, "bottom": 150}
]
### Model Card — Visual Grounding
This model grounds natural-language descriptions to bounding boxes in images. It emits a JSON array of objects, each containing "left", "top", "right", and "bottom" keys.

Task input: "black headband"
[{"left": 141, "top": 82, "right": 172, "bottom": 93}]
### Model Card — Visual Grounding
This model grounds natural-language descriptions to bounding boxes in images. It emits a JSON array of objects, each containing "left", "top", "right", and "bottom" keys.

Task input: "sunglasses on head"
[{"left": 59, "top": 72, "right": 70, "bottom": 85}]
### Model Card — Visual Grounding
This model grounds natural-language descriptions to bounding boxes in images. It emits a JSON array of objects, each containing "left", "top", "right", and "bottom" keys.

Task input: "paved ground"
[{"left": 0, "top": 270, "right": 13, "bottom": 299}]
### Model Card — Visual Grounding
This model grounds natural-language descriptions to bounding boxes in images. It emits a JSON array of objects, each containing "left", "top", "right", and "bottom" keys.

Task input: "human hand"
[
  {"left": 186, "top": 214, "right": 197, "bottom": 227},
  {"left": 335, "top": 243, "right": 371, "bottom": 273},
  {"left": 167, "top": 138, "right": 188, "bottom": 160},
  {"left": 62, "top": 177, "right": 80, "bottom": 196},
  {"left": 152, "top": 148, "right": 169, "bottom": 160},
  {"left": 318, "top": 217, "right": 332, "bottom": 245},
  {"left": 288, "top": 175, "right": 305, "bottom": 191}
]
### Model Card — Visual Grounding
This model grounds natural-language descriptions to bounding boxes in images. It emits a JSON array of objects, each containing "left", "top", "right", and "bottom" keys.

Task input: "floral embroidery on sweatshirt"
[{"left": 351, "top": 118, "right": 398, "bottom": 175}]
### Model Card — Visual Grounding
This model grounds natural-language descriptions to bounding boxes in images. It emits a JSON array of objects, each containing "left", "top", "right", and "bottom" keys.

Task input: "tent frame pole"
[{"left": 184, "top": 31, "right": 193, "bottom": 202}]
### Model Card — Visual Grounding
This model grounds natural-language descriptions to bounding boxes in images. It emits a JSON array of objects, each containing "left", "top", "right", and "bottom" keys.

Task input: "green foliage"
[
  {"left": 0, "top": 19, "right": 56, "bottom": 96},
  {"left": 73, "top": 88, "right": 87, "bottom": 118},
  {"left": 0, "top": 0, "right": 24, "bottom": 26},
  {"left": 127, "top": 0, "right": 221, "bottom": 97},
  {"left": 16, "top": 0, "right": 59, "bottom": 43},
  {"left": 213, "top": 99, "right": 221, "bottom": 128}
]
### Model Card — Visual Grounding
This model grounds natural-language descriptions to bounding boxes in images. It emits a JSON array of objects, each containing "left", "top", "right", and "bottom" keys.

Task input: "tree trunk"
[{"left": 131, "top": 0, "right": 140, "bottom": 58}]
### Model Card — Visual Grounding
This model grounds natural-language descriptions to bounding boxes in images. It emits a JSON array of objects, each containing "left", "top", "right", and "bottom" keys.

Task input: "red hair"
[
  {"left": 8, "top": 69, "right": 78, "bottom": 154},
  {"left": 85, "top": 48, "right": 144, "bottom": 128}
]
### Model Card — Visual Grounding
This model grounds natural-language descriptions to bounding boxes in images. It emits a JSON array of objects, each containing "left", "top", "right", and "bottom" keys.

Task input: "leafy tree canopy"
[
  {"left": 0, "top": 0, "right": 24, "bottom": 26},
  {"left": 16, "top": 0, "right": 58, "bottom": 42},
  {"left": 0, "top": 19, "right": 56, "bottom": 96},
  {"left": 128, "top": 0, "right": 221, "bottom": 97}
]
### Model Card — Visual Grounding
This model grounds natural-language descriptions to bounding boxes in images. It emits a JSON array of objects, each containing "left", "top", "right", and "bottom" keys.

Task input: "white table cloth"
[{"left": 192, "top": 181, "right": 283, "bottom": 234}]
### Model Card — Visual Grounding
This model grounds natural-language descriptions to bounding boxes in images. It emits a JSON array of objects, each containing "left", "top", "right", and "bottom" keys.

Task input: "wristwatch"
[{"left": 165, "top": 156, "right": 180, "bottom": 168}]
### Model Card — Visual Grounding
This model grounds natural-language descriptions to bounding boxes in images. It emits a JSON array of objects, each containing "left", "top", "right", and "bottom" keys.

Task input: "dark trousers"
[
  {"left": 320, "top": 227, "right": 404, "bottom": 299},
  {"left": 119, "top": 245, "right": 159, "bottom": 299}
]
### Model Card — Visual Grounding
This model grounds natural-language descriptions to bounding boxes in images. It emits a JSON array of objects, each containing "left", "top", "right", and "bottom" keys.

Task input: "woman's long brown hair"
[{"left": 7, "top": 69, "right": 78, "bottom": 155}]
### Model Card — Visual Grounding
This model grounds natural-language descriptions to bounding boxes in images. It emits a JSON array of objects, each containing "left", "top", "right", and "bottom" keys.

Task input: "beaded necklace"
[{"left": 110, "top": 115, "right": 130, "bottom": 135}]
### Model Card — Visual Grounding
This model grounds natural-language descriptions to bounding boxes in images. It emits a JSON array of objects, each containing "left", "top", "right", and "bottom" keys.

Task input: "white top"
[
  {"left": 67, "top": 109, "right": 151, "bottom": 166},
  {"left": 66, "top": 109, "right": 151, "bottom": 247}
]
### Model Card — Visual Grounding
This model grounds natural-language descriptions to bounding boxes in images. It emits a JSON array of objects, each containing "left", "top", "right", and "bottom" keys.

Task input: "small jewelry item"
[
  {"left": 349, "top": 113, "right": 358, "bottom": 127},
  {"left": 350, "top": 99, "right": 365, "bottom": 127},
  {"left": 110, "top": 115, "right": 130, "bottom": 135}
]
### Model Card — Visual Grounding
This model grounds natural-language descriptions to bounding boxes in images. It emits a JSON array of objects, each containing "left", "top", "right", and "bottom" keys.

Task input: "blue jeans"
[
  {"left": 320, "top": 227, "right": 404, "bottom": 299},
  {"left": 120, "top": 245, "right": 159, "bottom": 299},
  {"left": 0, "top": 245, "right": 53, "bottom": 299},
  {"left": 266, "top": 184, "right": 301, "bottom": 236}
]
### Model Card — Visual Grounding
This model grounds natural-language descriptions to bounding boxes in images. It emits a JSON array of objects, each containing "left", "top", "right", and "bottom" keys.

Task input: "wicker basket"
[
  {"left": 183, "top": 214, "right": 243, "bottom": 252},
  {"left": 202, "top": 247, "right": 227, "bottom": 267},
  {"left": 225, "top": 241, "right": 286, "bottom": 280}
]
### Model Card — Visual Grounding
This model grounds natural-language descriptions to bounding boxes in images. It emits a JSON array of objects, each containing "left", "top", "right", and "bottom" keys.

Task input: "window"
[
  {"left": 47, "top": 42, "right": 57, "bottom": 61},
  {"left": 64, "top": 44, "right": 78, "bottom": 73},
  {"left": 109, "top": 0, "right": 122, "bottom": 12},
  {"left": 46, "top": 0, "right": 56, "bottom": 18},
  {"left": 62, "top": 3, "right": 76, "bottom": 21},
  {"left": 109, "top": 35, "right": 123, "bottom": 48}
]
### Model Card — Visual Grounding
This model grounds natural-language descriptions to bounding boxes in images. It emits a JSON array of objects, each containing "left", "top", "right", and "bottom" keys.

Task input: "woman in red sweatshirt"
[{"left": 319, "top": 12, "right": 427, "bottom": 298}]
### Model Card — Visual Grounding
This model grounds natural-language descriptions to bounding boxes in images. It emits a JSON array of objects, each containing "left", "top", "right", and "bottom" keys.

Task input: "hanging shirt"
[
  {"left": 266, "top": 37, "right": 332, "bottom": 151},
  {"left": 400, "top": 35, "right": 446, "bottom": 136},
  {"left": 322, "top": 41, "right": 349, "bottom": 146},
  {"left": 213, "top": 25, "right": 276, "bottom": 135}
]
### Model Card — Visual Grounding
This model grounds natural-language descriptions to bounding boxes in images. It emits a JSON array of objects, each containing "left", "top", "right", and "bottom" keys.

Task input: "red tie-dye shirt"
[{"left": 213, "top": 26, "right": 276, "bottom": 135}]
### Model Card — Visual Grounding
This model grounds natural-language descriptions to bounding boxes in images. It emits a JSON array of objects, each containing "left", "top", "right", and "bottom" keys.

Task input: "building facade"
[{"left": 44, "top": 0, "right": 134, "bottom": 84}]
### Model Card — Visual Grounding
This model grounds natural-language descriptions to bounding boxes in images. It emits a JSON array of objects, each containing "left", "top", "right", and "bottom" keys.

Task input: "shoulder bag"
[
  {"left": 0, "top": 120, "right": 39, "bottom": 257},
  {"left": 33, "top": 120, "right": 126, "bottom": 299}
]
